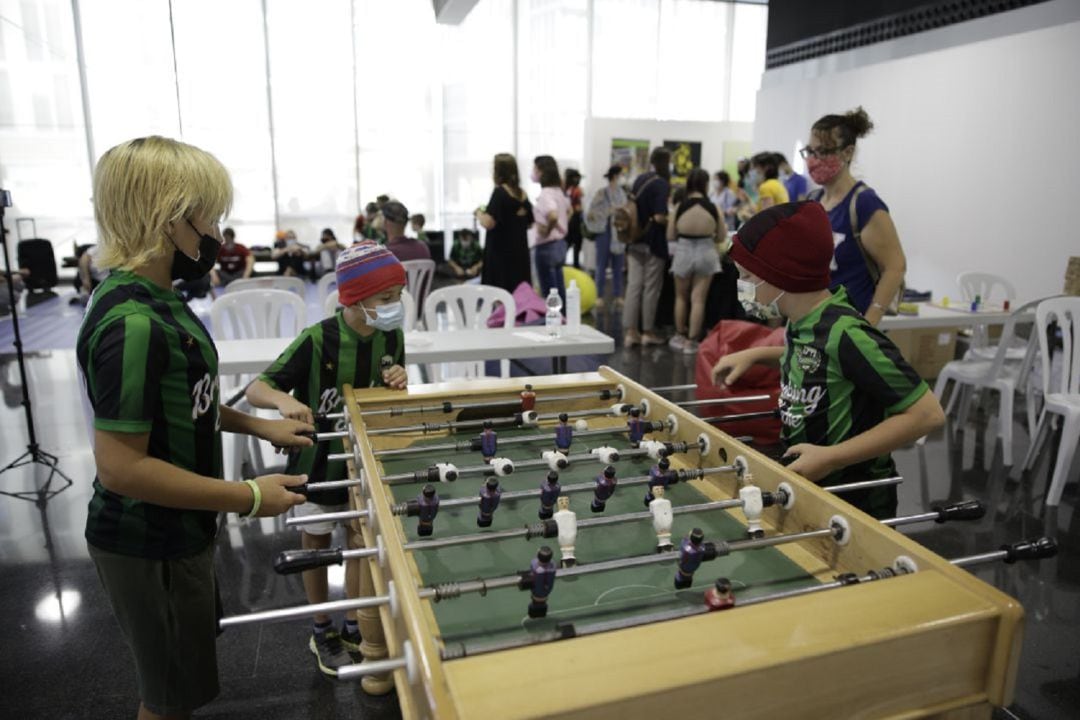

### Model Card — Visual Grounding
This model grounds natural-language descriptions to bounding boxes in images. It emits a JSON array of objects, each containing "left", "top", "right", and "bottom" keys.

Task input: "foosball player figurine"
[
  {"left": 539, "top": 471, "right": 561, "bottom": 520},
  {"left": 627, "top": 406, "right": 645, "bottom": 447},
  {"left": 739, "top": 484, "right": 765, "bottom": 539},
  {"left": 590, "top": 465, "right": 618, "bottom": 513},
  {"left": 480, "top": 420, "right": 498, "bottom": 462},
  {"left": 555, "top": 412, "right": 573, "bottom": 453},
  {"left": 521, "top": 383, "right": 536, "bottom": 412},
  {"left": 704, "top": 577, "right": 735, "bottom": 611},
  {"left": 417, "top": 484, "right": 440, "bottom": 537},
  {"left": 644, "top": 457, "right": 675, "bottom": 506},
  {"left": 527, "top": 546, "right": 557, "bottom": 618},
  {"left": 674, "top": 528, "right": 706, "bottom": 589},
  {"left": 477, "top": 477, "right": 503, "bottom": 527},
  {"left": 554, "top": 496, "right": 578, "bottom": 567},
  {"left": 649, "top": 485, "right": 674, "bottom": 551}
]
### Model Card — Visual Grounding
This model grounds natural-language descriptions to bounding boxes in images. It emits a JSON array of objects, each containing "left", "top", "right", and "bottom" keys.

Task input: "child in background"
[
  {"left": 409, "top": 214, "right": 428, "bottom": 243},
  {"left": 449, "top": 228, "right": 483, "bottom": 280}
]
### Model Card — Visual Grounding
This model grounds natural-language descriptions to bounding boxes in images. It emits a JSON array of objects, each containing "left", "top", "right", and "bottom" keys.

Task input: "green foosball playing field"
[{"left": 379, "top": 425, "right": 821, "bottom": 650}]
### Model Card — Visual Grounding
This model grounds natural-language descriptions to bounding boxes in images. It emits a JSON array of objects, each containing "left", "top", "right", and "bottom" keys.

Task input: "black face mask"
[{"left": 171, "top": 220, "right": 220, "bottom": 282}]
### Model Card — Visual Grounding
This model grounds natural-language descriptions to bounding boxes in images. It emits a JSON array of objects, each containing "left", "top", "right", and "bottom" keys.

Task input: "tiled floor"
[{"left": 0, "top": 294, "right": 1077, "bottom": 719}]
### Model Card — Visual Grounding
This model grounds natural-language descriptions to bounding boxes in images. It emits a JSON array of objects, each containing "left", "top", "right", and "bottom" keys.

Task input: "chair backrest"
[
  {"left": 984, "top": 297, "right": 1048, "bottom": 378},
  {"left": 402, "top": 259, "right": 436, "bottom": 322},
  {"left": 17, "top": 239, "right": 58, "bottom": 289},
  {"left": 210, "top": 288, "right": 308, "bottom": 341},
  {"left": 956, "top": 272, "right": 1017, "bottom": 303},
  {"left": 324, "top": 288, "right": 416, "bottom": 332},
  {"left": 224, "top": 276, "right": 306, "bottom": 297},
  {"left": 1034, "top": 296, "right": 1080, "bottom": 397},
  {"left": 423, "top": 285, "right": 515, "bottom": 380},
  {"left": 316, "top": 272, "right": 338, "bottom": 307}
]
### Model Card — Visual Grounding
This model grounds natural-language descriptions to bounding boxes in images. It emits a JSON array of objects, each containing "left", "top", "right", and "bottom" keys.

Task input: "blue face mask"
[{"left": 360, "top": 300, "right": 405, "bottom": 331}]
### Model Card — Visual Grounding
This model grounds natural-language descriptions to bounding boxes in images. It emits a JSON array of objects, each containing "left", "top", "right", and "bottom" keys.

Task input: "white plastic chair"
[
  {"left": 956, "top": 271, "right": 1022, "bottom": 359},
  {"left": 210, "top": 289, "right": 308, "bottom": 479},
  {"left": 324, "top": 288, "right": 416, "bottom": 332},
  {"left": 422, "top": 285, "right": 515, "bottom": 380},
  {"left": 926, "top": 297, "right": 1044, "bottom": 466},
  {"left": 316, "top": 272, "right": 338, "bottom": 309},
  {"left": 402, "top": 259, "right": 436, "bottom": 325},
  {"left": 224, "top": 276, "right": 306, "bottom": 298},
  {"left": 1020, "top": 297, "right": 1080, "bottom": 506}
]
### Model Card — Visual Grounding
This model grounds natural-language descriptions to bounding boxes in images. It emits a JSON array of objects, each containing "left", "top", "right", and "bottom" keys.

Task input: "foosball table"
[{"left": 222, "top": 368, "right": 1054, "bottom": 719}]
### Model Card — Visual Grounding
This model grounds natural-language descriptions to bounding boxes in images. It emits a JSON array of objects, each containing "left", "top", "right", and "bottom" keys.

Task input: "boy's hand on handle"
[
  {"left": 276, "top": 396, "right": 315, "bottom": 425},
  {"left": 383, "top": 364, "right": 408, "bottom": 390},
  {"left": 783, "top": 444, "right": 840, "bottom": 483},
  {"left": 264, "top": 417, "right": 316, "bottom": 454},
  {"left": 711, "top": 350, "right": 754, "bottom": 387},
  {"left": 253, "top": 474, "right": 308, "bottom": 516}
]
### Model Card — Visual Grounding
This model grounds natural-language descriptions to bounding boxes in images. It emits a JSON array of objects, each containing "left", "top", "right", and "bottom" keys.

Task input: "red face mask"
[{"left": 806, "top": 155, "right": 844, "bottom": 185}]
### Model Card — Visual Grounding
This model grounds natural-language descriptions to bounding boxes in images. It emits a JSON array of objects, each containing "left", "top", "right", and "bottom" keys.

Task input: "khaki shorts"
[
  {"left": 89, "top": 543, "right": 220, "bottom": 716},
  {"left": 292, "top": 499, "right": 349, "bottom": 535}
]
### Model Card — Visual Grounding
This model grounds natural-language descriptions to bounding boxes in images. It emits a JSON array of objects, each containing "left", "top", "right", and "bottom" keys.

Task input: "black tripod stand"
[{"left": 0, "top": 189, "right": 73, "bottom": 504}]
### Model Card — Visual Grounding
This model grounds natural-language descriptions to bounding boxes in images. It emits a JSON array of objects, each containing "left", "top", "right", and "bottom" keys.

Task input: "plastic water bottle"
[
  {"left": 545, "top": 288, "right": 563, "bottom": 337},
  {"left": 565, "top": 280, "right": 581, "bottom": 336}
]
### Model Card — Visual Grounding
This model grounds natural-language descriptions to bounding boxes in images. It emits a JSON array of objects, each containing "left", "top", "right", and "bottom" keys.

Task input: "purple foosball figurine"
[
  {"left": 416, "top": 484, "right": 440, "bottom": 537},
  {"left": 527, "top": 546, "right": 557, "bottom": 618},
  {"left": 477, "top": 477, "right": 502, "bottom": 528},
  {"left": 554, "top": 412, "right": 573, "bottom": 453},
  {"left": 480, "top": 420, "right": 498, "bottom": 462},
  {"left": 590, "top": 465, "right": 618, "bottom": 513},
  {"left": 539, "top": 471, "right": 561, "bottom": 520},
  {"left": 674, "top": 528, "right": 706, "bottom": 589}
]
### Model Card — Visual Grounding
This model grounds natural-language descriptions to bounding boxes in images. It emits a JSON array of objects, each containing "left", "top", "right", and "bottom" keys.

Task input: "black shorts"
[{"left": 89, "top": 543, "right": 220, "bottom": 715}]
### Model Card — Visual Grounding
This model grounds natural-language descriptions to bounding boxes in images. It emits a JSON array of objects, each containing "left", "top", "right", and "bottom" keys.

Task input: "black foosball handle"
[
  {"left": 1002, "top": 537, "right": 1057, "bottom": 563},
  {"left": 932, "top": 500, "right": 984, "bottom": 523},
  {"left": 274, "top": 548, "right": 343, "bottom": 575}
]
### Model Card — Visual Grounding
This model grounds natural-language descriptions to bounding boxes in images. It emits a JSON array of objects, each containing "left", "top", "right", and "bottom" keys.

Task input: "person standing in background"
[
  {"left": 532, "top": 155, "right": 571, "bottom": 304},
  {"left": 585, "top": 165, "right": 628, "bottom": 310},
  {"left": 477, "top": 153, "right": 533, "bottom": 293},
  {"left": 667, "top": 168, "right": 722, "bottom": 355},
  {"left": 803, "top": 106, "right": 906, "bottom": 325},
  {"left": 778, "top": 154, "right": 809, "bottom": 202},
  {"left": 749, "top": 152, "right": 790, "bottom": 210},
  {"left": 564, "top": 168, "right": 584, "bottom": 269},
  {"left": 624, "top": 146, "right": 671, "bottom": 347},
  {"left": 709, "top": 171, "right": 738, "bottom": 233}
]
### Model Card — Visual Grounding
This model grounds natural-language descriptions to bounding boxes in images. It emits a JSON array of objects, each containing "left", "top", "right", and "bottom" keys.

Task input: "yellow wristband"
[{"left": 243, "top": 479, "right": 262, "bottom": 518}]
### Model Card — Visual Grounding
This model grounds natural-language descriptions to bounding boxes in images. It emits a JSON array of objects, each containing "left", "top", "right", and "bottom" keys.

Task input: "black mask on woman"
[{"left": 171, "top": 220, "right": 220, "bottom": 281}]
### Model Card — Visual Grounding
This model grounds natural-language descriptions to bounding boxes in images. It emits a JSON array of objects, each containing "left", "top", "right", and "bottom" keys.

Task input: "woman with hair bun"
[{"left": 803, "top": 106, "right": 906, "bottom": 326}]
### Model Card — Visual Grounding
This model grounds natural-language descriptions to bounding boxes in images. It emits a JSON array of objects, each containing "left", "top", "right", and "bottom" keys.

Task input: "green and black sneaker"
[{"left": 309, "top": 630, "right": 353, "bottom": 677}]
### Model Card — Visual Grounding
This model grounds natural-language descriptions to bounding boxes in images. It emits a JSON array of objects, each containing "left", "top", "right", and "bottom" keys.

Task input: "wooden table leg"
[{"left": 352, "top": 523, "right": 395, "bottom": 695}]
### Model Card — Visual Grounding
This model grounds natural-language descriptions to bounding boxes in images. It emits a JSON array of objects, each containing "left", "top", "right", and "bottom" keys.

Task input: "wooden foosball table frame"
[{"left": 339, "top": 368, "right": 1022, "bottom": 720}]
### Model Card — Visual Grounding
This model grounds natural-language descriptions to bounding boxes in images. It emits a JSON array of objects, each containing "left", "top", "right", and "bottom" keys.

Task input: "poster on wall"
[
  {"left": 663, "top": 140, "right": 702, "bottom": 186},
  {"left": 610, "top": 138, "right": 650, "bottom": 180}
]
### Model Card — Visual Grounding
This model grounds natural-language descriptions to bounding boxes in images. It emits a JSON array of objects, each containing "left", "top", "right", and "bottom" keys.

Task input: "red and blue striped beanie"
[{"left": 336, "top": 241, "right": 406, "bottom": 306}]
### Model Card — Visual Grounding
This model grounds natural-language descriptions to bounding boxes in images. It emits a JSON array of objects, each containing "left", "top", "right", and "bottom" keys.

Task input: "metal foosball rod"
[
  {"left": 439, "top": 536, "right": 1058, "bottom": 661},
  {"left": 650, "top": 384, "right": 698, "bottom": 394},
  {"left": 284, "top": 465, "right": 738, "bottom": 529},
  {"left": 676, "top": 395, "right": 772, "bottom": 408},
  {"left": 358, "top": 387, "right": 625, "bottom": 418},
  {"left": 224, "top": 501, "right": 990, "bottom": 630}
]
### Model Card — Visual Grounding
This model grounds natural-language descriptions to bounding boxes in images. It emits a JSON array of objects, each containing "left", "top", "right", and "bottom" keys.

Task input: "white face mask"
[
  {"left": 359, "top": 300, "right": 405, "bottom": 331},
  {"left": 738, "top": 277, "right": 785, "bottom": 319}
]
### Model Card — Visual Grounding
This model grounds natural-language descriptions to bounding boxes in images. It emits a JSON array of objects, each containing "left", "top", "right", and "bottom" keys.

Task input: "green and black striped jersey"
[
  {"left": 780, "top": 288, "right": 928, "bottom": 519},
  {"left": 77, "top": 271, "right": 222, "bottom": 559},
  {"left": 259, "top": 312, "right": 404, "bottom": 505}
]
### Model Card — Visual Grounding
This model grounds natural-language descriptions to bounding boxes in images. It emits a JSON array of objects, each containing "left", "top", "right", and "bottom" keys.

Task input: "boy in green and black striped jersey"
[
  {"left": 79, "top": 137, "right": 313, "bottom": 720},
  {"left": 246, "top": 241, "right": 408, "bottom": 677},
  {"left": 711, "top": 202, "right": 945, "bottom": 519}
]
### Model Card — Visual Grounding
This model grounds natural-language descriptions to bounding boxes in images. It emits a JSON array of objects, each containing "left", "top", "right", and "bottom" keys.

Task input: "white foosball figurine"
[
  {"left": 590, "top": 446, "right": 620, "bottom": 464},
  {"left": 434, "top": 463, "right": 458, "bottom": 483},
  {"left": 640, "top": 439, "right": 667, "bottom": 460},
  {"left": 649, "top": 485, "right": 674, "bottom": 551},
  {"left": 554, "top": 496, "right": 578, "bottom": 567},
  {"left": 739, "top": 484, "right": 764, "bottom": 539},
  {"left": 488, "top": 457, "right": 515, "bottom": 477},
  {"left": 542, "top": 450, "right": 569, "bottom": 471}
]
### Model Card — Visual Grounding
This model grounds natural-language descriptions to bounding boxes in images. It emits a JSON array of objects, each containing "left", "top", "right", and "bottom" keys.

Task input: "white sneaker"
[
  {"left": 668, "top": 334, "right": 687, "bottom": 350},
  {"left": 682, "top": 340, "right": 699, "bottom": 355}
]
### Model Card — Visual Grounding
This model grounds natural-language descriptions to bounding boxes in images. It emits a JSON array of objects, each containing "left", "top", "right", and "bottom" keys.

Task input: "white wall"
[
  {"left": 753, "top": 0, "right": 1080, "bottom": 304},
  {"left": 584, "top": 117, "right": 754, "bottom": 191}
]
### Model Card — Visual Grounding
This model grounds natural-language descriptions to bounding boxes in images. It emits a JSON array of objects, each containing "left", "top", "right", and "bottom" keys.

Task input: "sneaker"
[
  {"left": 309, "top": 630, "right": 353, "bottom": 677},
  {"left": 339, "top": 623, "right": 362, "bottom": 654},
  {"left": 641, "top": 332, "right": 665, "bottom": 346},
  {"left": 682, "top": 340, "right": 700, "bottom": 355},
  {"left": 624, "top": 331, "right": 641, "bottom": 347},
  {"left": 668, "top": 334, "right": 687, "bottom": 350}
]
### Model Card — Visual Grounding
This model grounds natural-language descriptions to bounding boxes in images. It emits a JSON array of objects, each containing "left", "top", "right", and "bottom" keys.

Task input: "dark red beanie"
[{"left": 729, "top": 201, "right": 833, "bottom": 292}]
